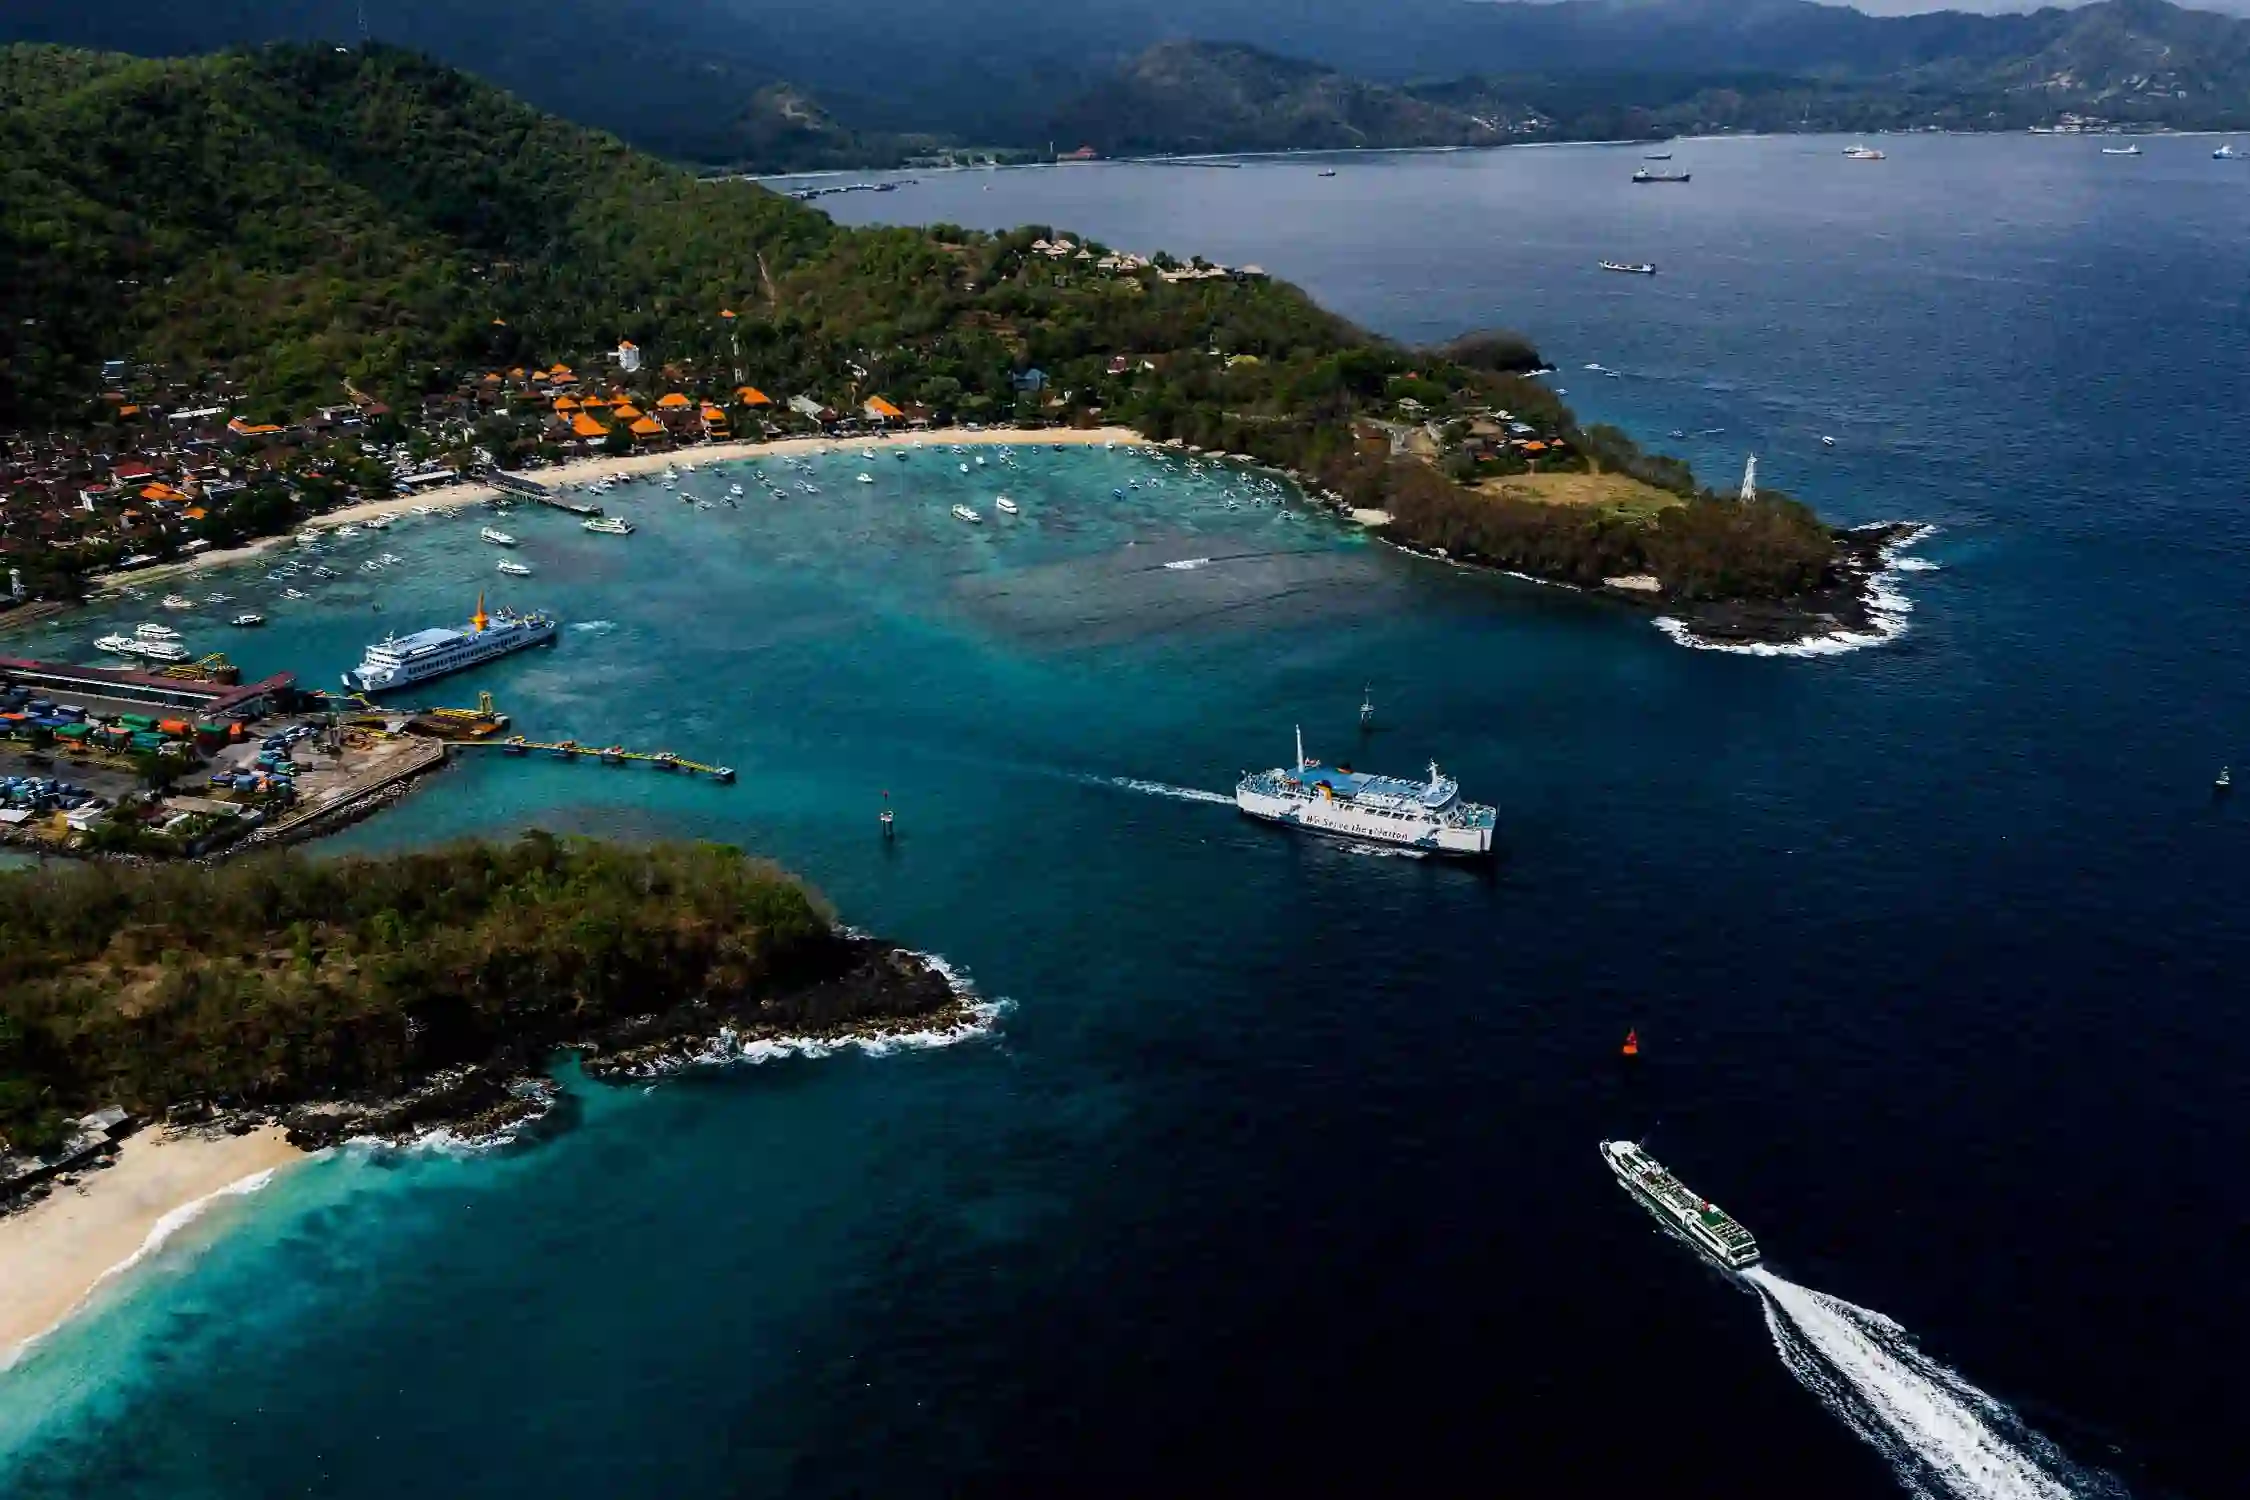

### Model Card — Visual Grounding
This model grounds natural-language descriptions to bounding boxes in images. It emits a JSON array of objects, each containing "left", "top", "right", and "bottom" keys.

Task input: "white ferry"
[
  {"left": 582, "top": 516, "right": 635, "bottom": 535},
  {"left": 995, "top": 495, "right": 1020, "bottom": 515},
  {"left": 134, "top": 622, "right": 180, "bottom": 640},
  {"left": 1235, "top": 729, "right": 1496, "bottom": 856},
  {"left": 1600, "top": 1140, "right": 1760, "bottom": 1270},
  {"left": 342, "top": 594, "right": 558, "bottom": 694},
  {"left": 480, "top": 527, "right": 518, "bottom": 547}
]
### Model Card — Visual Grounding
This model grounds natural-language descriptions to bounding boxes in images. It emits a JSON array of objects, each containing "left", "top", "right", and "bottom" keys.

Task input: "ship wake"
[
  {"left": 1743, "top": 1267, "right": 2117, "bottom": 1500},
  {"left": 1102, "top": 776, "right": 1235, "bottom": 807}
]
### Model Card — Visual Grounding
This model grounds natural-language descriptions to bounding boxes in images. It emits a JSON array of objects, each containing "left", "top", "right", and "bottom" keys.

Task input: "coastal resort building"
[
  {"left": 609, "top": 402, "right": 643, "bottom": 422},
  {"left": 700, "top": 403, "right": 731, "bottom": 437},
  {"left": 863, "top": 396, "right": 905, "bottom": 424},
  {"left": 616, "top": 340, "right": 643, "bottom": 375},
  {"left": 736, "top": 386, "right": 773, "bottom": 408},
  {"left": 552, "top": 395, "right": 581, "bottom": 415},
  {"left": 656, "top": 393, "right": 693, "bottom": 413},
  {"left": 570, "top": 412, "right": 609, "bottom": 442},
  {"left": 629, "top": 415, "right": 666, "bottom": 443}
]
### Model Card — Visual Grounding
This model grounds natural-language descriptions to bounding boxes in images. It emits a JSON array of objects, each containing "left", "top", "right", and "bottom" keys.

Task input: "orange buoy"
[{"left": 1621, "top": 1029, "right": 1640, "bottom": 1057}]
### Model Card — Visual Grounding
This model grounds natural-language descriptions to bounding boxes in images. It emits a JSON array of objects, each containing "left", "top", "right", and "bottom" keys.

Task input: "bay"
[{"left": 3, "top": 134, "right": 2243, "bottom": 1498}]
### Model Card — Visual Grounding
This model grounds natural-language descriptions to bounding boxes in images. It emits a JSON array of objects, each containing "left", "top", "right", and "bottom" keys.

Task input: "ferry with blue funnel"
[
  {"left": 1235, "top": 728, "right": 1496, "bottom": 856},
  {"left": 342, "top": 593, "right": 557, "bottom": 694}
]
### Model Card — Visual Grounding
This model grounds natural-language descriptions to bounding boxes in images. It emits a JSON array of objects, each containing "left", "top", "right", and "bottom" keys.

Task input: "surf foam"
[
  {"left": 1744, "top": 1267, "right": 2114, "bottom": 1500},
  {"left": 1655, "top": 523, "right": 1937, "bottom": 658},
  {"left": 1, "top": 1166, "right": 283, "bottom": 1373}
]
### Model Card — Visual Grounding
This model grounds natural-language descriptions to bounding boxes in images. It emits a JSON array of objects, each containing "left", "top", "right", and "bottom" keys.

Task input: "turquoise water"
[{"left": 7, "top": 137, "right": 2248, "bottom": 1497}]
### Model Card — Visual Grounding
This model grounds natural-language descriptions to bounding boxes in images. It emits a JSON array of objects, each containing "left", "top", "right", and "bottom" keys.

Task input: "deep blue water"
[{"left": 4, "top": 134, "right": 2245, "bottom": 1498}]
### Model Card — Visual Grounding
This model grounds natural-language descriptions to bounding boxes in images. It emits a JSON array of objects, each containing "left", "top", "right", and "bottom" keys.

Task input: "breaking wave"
[
  {"left": 569, "top": 620, "right": 618, "bottom": 634},
  {"left": 2, "top": 1166, "right": 283, "bottom": 1372},
  {"left": 1163, "top": 557, "right": 1212, "bottom": 571},
  {"left": 1656, "top": 523, "right": 1937, "bottom": 658},
  {"left": 664, "top": 949, "right": 1011, "bottom": 1068},
  {"left": 1744, "top": 1267, "right": 2119, "bottom": 1500}
]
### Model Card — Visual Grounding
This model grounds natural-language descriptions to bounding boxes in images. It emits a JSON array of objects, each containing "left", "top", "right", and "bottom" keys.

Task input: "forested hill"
[
  {"left": 1047, "top": 42, "right": 1516, "bottom": 157},
  {"left": 0, "top": 43, "right": 842, "bottom": 423}
]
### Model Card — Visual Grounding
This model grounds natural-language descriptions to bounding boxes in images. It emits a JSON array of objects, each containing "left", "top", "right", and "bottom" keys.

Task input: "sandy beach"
[
  {"left": 0, "top": 1126, "right": 304, "bottom": 1370},
  {"left": 90, "top": 424, "right": 1152, "bottom": 596}
]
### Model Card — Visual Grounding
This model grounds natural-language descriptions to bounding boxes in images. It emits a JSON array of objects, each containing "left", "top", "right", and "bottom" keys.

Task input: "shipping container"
[
  {"left": 157, "top": 719, "right": 192, "bottom": 737},
  {"left": 118, "top": 714, "right": 158, "bottom": 731}
]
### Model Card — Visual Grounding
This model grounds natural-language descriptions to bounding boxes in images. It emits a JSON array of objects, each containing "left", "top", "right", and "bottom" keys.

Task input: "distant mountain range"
[{"left": 10, "top": 0, "right": 2250, "bottom": 165}]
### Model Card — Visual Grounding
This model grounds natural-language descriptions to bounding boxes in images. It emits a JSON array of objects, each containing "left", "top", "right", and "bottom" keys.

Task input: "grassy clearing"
[{"left": 1472, "top": 470, "right": 1683, "bottom": 522}]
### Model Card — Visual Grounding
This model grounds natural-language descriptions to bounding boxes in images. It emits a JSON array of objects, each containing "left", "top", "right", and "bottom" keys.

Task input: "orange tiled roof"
[
  {"left": 736, "top": 386, "right": 772, "bottom": 406},
  {"left": 610, "top": 402, "right": 643, "bottom": 420},
  {"left": 657, "top": 393, "right": 692, "bottom": 409},
  {"left": 629, "top": 416, "right": 664, "bottom": 437},
  {"left": 183, "top": 506, "right": 208, "bottom": 520},
  {"left": 865, "top": 396, "right": 904, "bottom": 419},
  {"left": 570, "top": 413, "right": 608, "bottom": 439},
  {"left": 553, "top": 396, "right": 581, "bottom": 412}
]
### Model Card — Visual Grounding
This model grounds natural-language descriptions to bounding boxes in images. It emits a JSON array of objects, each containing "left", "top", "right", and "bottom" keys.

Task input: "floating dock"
[{"left": 469, "top": 735, "right": 735, "bottom": 783}]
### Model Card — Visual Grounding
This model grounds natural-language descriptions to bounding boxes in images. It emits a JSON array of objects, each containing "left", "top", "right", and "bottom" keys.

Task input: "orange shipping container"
[{"left": 157, "top": 719, "right": 192, "bottom": 737}]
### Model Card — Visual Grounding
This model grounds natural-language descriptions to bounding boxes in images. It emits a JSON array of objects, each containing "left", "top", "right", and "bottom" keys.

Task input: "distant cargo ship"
[
  {"left": 342, "top": 594, "right": 556, "bottom": 694},
  {"left": 1632, "top": 167, "right": 1691, "bottom": 184},
  {"left": 1600, "top": 1140, "right": 1760, "bottom": 1270},
  {"left": 1235, "top": 728, "right": 1495, "bottom": 856},
  {"left": 1600, "top": 260, "right": 1657, "bottom": 275}
]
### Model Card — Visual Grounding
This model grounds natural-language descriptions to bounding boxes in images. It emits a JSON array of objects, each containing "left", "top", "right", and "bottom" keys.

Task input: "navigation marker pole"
[{"left": 1738, "top": 455, "right": 1758, "bottom": 504}]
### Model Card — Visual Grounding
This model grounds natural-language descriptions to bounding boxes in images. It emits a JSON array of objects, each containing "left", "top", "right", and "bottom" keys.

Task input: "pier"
[
  {"left": 485, "top": 467, "right": 603, "bottom": 517},
  {"left": 467, "top": 735, "right": 736, "bottom": 783}
]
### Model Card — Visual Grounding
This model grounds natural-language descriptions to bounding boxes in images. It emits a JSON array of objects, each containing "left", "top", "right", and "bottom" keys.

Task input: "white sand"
[
  {"left": 0, "top": 1126, "right": 305, "bottom": 1369},
  {"left": 92, "top": 425, "right": 1152, "bottom": 595}
]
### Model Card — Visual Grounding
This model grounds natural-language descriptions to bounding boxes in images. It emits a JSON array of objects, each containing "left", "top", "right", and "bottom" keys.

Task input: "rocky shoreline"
[{"left": 267, "top": 941, "right": 982, "bottom": 1151}]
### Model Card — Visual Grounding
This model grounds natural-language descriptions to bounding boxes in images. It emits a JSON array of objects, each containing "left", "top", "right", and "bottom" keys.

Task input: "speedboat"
[
  {"left": 583, "top": 516, "right": 635, "bottom": 535},
  {"left": 496, "top": 559, "right": 533, "bottom": 576},
  {"left": 1821, "top": 435, "right": 1837, "bottom": 447},
  {"left": 160, "top": 594, "right": 194, "bottom": 610},
  {"left": 2102, "top": 143, "right": 2143, "bottom": 156},
  {"left": 951, "top": 503, "right": 982, "bottom": 523},
  {"left": 2216, "top": 143, "right": 2241, "bottom": 160},
  {"left": 857, "top": 473, "right": 875, "bottom": 484},
  {"left": 995, "top": 495, "right": 1020, "bottom": 515},
  {"left": 481, "top": 527, "right": 517, "bottom": 546},
  {"left": 730, "top": 483, "right": 745, "bottom": 497},
  {"left": 1842, "top": 144, "right": 1886, "bottom": 161},
  {"left": 283, "top": 588, "right": 310, "bottom": 600},
  {"left": 232, "top": 613, "right": 265, "bottom": 627},
  {"left": 959, "top": 462, "right": 970, "bottom": 473}
]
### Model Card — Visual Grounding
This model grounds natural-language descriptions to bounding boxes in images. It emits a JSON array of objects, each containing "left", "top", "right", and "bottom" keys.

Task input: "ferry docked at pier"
[
  {"left": 1235, "top": 728, "right": 1495, "bottom": 856},
  {"left": 341, "top": 593, "right": 557, "bottom": 694},
  {"left": 1600, "top": 1140, "right": 1760, "bottom": 1270}
]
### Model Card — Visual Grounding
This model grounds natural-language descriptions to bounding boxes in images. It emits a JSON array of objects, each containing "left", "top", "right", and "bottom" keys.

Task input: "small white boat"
[
  {"left": 297, "top": 529, "right": 324, "bottom": 544},
  {"left": 730, "top": 483, "right": 745, "bottom": 497},
  {"left": 857, "top": 473, "right": 875, "bottom": 484},
  {"left": 995, "top": 495, "right": 1020, "bottom": 515},
  {"left": 411, "top": 505, "right": 435, "bottom": 516},
  {"left": 2215, "top": 143, "right": 2241, "bottom": 160},
  {"left": 361, "top": 560, "right": 384, "bottom": 573},
  {"left": 95, "top": 634, "right": 138, "bottom": 655},
  {"left": 496, "top": 559, "right": 533, "bottom": 576},
  {"left": 283, "top": 588, "right": 310, "bottom": 600},
  {"left": 135, "top": 622, "right": 180, "bottom": 640},
  {"left": 951, "top": 503, "right": 982, "bottom": 524},
  {"left": 129, "top": 638, "right": 190, "bottom": 663},
  {"left": 232, "top": 612, "right": 265, "bottom": 627},
  {"left": 1821, "top": 435, "right": 1837, "bottom": 447},
  {"left": 1842, "top": 144, "right": 1886, "bottom": 161},
  {"left": 362, "top": 515, "right": 392, "bottom": 530},
  {"left": 205, "top": 593, "right": 233, "bottom": 604},
  {"left": 2102, "top": 143, "right": 2142, "bottom": 156},
  {"left": 975, "top": 455, "right": 987, "bottom": 467},
  {"left": 160, "top": 594, "right": 194, "bottom": 610},
  {"left": 959, "top": 462, "right": 971, "bottom": 473},
  {"left": 583, "top": 516, "right": 635, "bottom": 535},
  {"left": 481, "top": 527, "right": 517, "bottom": 547},
  {"left": 1318, "top": 168, "right": 1338, "bottom": 178},
  {"left": 334, "top": 525, "right": 360, "bottom": 540},
  {"left": 1599, "top": 261, "right": 1657, "bottom": 275}
]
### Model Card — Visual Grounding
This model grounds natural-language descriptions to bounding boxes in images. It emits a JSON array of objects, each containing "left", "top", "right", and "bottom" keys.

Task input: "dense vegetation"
[{"left": 0, "top": 835, "right": 870, "bottom": 1152}]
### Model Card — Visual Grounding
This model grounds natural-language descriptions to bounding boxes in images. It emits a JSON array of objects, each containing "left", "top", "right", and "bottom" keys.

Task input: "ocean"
[{"left": 2, "top": 133, "right": 2243, "bottom": 1498}]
